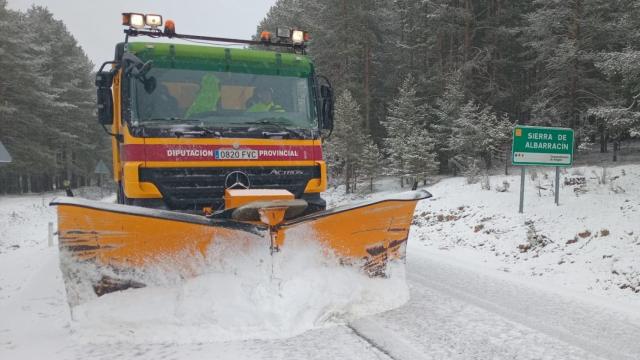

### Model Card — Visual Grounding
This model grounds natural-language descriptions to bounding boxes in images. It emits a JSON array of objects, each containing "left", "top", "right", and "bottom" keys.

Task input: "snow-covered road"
[
  {"left": 343, "top": 248, "right": 640, "bottom": 360},
  {"left": 2, "top": 244, "right": 638, "bottom": 359},
  {"left": 397, "top": 251, "right": 640, "bottom": 359}
]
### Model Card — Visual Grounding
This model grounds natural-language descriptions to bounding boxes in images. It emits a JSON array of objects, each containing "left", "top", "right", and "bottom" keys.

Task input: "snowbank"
[
  {"left": 409, "top": 164, "right": 640, "bottom": 306},
  {"left": 70, "top": 237, "right": 408, "bottom": 343}
]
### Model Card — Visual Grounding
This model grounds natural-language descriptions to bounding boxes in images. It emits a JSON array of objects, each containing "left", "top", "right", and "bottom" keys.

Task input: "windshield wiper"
[
  {"left": 142, "top": 117, "right": 205, "bottom": 125},
  {"left": 174, "top": 128, "right": 221, "bottom": 138},
  {"left": 140, "top": 118, "right": 222, "bottom": 137},
  {"left": 243, "top": 118, "right": 307, "bottom": 139}
]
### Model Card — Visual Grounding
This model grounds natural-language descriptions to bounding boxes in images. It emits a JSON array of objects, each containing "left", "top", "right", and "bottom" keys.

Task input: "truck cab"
[{"left": 96, "top": 21, "right": 334, "bottom": 214}]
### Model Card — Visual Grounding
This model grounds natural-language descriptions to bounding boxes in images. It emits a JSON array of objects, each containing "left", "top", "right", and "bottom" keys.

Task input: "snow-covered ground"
[
  {"left": 1, "top": 166, "right": 639, "bottom": 359},
  {"left": 411, "top": 164, "right": 640, "bottom": 308}
]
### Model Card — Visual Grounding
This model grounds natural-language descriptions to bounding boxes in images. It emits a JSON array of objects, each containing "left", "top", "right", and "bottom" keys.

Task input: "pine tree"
[
  {"left": 325, "top": 90, "right": 366, "bottom": 193},
  {"left": 449, "top": 101, "right": 512, "bottom": 171},
  {"left": 0, "top": 2, "right": 57, "bottom": 192},
  {"left": 383, "top": 74, "right": 439, "bottom": 185},
  {"left": 433, "top": 71, "right": 465, "bottom": 172},
  {"left": 587, "top": 1, "right": 640, "bottom": 156},
  {"left": 360, "top": 134, "right": 382, "bottom": 192},
  {"left": 587, "top": 107, "right": 640, "bottom": 161},
  {"left": 0, "top": 4, "right": 109, "bottom": 193},
  {"left": 403, "top": 127, "right": 438, "bottom": 186},
  {"left": 522, "top": 0, "right": 611, "bottom": 134}
]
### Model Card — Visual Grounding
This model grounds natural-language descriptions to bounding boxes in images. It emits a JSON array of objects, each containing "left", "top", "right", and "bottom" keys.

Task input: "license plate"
[{"left": 215, "top": 149, "right": 259, "bottom": 160}]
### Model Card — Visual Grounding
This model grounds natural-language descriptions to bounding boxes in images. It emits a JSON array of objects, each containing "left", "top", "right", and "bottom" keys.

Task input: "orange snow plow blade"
[{"left": 51, "top": 190, "right": 430, "bottom": 306}]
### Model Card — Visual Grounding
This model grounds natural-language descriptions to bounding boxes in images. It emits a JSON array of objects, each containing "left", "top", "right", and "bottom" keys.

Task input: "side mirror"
[
  {"left": 320, "top": 84, "right": 334, "bottom": 132},
  {"left": 95, "top": 64, "right": 117, "bottom": 126},
  {"left": 97, "top": 87, "right": 113, "bottom": 125}
]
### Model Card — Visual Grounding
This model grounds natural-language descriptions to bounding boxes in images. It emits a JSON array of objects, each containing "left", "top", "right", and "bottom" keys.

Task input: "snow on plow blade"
[{"left": 51, "top": 190, "right": 431, "bottom": 306}]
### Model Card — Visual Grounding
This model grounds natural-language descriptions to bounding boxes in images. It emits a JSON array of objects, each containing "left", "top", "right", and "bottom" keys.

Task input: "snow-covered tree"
[
  {"left": 383, "top": 75, "right": 439, "bottom": 186},
  {"left": 521, "top": 0, "right": 627, "bottom": 137},
  {"left": 403, "top": 128, "right": 438, "bottom": 186},
  {"left": 590, "top": 45, "right": 640, "bottom": 158},
  {"left": 0, "top": 3, "right": 109, "bottom": 194},
  {"left": 359, "top": 134, "right": 382, "bottom": 192},
  {"left": 587, "top": 106, "right": 640, "bottom": 161},
  {"left": 449, "top": 101, "right": 512, "bottom": 171},
  {"left": 325, "top": 90, "right": 366, "bottom": 193},
  {"left": 433, "top": 71, "right": 465, "bottom": 171}
]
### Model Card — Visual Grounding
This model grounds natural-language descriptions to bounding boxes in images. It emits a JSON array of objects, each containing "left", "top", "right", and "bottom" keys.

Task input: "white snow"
[
  {"left": 409, "top": 165, "right": 640, "bottom": 308},
  {"left": 1, "top": 167, "right": 639, "bottom": 359},
  {"left": 70, "top": 238, "right": 408, "bottom": 344},
  {"left": 0, "top": 193, "right": 58, "bottom": 307},
  {"left": 0, "top": 193, "right": 56, "bottom": 254}
]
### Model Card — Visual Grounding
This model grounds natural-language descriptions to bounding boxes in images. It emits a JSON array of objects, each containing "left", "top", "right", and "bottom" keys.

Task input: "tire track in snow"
[{"left": 347, "top": 320, "right": 429, "bottom": 360}]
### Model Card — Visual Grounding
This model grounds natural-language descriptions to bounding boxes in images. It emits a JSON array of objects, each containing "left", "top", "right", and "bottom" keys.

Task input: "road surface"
[{"left": 2, "top": 244, "right": 638, "bottom": 360}]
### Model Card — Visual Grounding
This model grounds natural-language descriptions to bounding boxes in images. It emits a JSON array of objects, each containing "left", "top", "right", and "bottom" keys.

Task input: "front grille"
[{"left": 139, "top": 166, "right": 321, "bottom": 210}]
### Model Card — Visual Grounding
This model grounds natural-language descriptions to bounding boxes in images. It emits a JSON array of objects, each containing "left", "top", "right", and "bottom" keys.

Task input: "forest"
[
  {"left": 2, "top": 1, "right": 640, "bottom": 194},
  {"left": 258, "top": 0, "right": 640, "bottom": 191},
  {"left": 0, "top": 1, "right": 109, "bottom": 194}
]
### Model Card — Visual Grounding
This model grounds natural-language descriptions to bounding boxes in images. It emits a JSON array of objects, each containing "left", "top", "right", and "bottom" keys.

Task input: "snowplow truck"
[{"left": 51, "top": 14, "right": 431, "bottom": 306}]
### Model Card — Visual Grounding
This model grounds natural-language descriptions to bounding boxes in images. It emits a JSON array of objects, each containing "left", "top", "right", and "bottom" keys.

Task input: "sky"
[{"left": 6, "top": 0, "right": 277, "bottom": 67}]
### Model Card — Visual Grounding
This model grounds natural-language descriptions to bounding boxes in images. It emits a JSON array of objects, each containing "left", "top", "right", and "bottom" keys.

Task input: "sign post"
[
  {"left": 555, "top": 167, "right": 560, "bottom": 205},
  {"left": 512, "top": 125, "right": 574, "bottom": 212},
  {"left": 519, "top": 167, "right": 525, "bottom": 213}
]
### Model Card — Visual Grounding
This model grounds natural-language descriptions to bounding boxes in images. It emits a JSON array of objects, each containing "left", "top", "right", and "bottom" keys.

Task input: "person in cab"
[
  {"left": 247, "top": 86, "right": 285, "bottom": 112},
  {"left": 186, "top": 74, "right": 221, "bottom": 118}
]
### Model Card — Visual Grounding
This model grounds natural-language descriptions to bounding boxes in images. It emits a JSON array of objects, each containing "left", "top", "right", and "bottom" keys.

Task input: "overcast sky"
[{"left": 7, "top": 0, "right": 277, "bottom": 67}]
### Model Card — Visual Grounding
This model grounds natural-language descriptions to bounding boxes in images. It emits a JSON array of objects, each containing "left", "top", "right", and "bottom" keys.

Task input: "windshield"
[{"left": 128, "top": 68, "right": 317, "bottom": 129}]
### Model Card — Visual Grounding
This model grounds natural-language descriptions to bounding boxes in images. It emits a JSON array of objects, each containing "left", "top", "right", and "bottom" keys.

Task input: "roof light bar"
[
  {"left": 121, "top": 16, "right": 308, "bottom": 54},
  {"left": 145, "top": 14, "right": 163, "bottom": 28}
]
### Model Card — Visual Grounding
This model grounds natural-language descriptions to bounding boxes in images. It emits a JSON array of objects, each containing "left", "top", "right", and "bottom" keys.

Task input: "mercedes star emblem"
[{"left": 224, "top": 171, "right": 251, "bottom": 190}]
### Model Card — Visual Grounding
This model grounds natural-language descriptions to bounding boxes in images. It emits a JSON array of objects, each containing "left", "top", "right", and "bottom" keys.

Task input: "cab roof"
[{"left": 123, "top": 42, "right": 314, "bottom": 77}]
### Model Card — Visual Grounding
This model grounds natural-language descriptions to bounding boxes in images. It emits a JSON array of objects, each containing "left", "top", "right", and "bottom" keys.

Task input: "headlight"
[
  {"left": 145, "top": 14, "right": 163, "bottom": 28},
  {"left": 291, "top": 30, "right": 304, "bottom": 44},
  {"left": 122, "top": 13, "right": 145, "bottom": 29}
]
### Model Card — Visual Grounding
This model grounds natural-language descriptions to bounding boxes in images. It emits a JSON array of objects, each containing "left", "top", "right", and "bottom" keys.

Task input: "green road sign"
[{"left": 512, "top": 125, "right": 574, "bottom": 166}]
